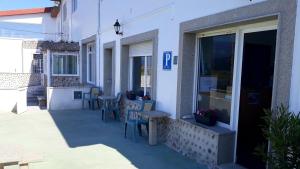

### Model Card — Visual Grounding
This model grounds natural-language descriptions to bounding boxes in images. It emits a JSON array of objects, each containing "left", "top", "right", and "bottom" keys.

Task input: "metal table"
[
  {"left": 98, "top": 96, "right": 117, "bottom": 121},
  {"left": 137, "top": 111, "right": 170, "bottom": 145}
]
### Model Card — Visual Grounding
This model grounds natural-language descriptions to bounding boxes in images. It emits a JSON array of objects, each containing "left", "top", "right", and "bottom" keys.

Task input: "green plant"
[{"left": 255, "top": 105, "right": 300, "bottom": 169}]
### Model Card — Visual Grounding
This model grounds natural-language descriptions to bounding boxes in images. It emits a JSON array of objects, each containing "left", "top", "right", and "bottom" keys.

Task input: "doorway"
[
  {"left": 103, "top": 48, "right": 115, "bottom": 96},
  {"left": 236, "top": 30, "right": 277, "bottom": 169}
]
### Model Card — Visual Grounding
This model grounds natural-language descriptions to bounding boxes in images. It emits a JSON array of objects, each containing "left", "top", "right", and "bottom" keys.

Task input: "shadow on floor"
[{"left": 48, "top": 110, "right": 206, "bottom": 169}]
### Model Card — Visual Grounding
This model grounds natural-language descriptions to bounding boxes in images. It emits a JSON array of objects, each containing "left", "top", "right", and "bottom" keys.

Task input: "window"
[
  {"left": 87, "top": 43, "right": 96, "bottom": 84},
  {"left": 196, "top": 34, "right": 235, "bottom": 124},
  {"left": 52, "top": 53, "right": 78, "bottom": 75},
  {"left": 72, "top": 0, "right": 77, "bottom": 13},
  {"left": 131, "top": 56, "right": 152, "bottom": 97},
  {"left": 32, "top": 54, "right": 43, "bottom": 73}
]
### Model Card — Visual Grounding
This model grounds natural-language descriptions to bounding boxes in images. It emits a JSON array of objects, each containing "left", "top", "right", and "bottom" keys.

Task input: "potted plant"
[
  {"left": 194, "top": 109, "right": 217, "bottom": 126},
  {"left": 126, "top": 91, "right": 136, "bottom": 100}
]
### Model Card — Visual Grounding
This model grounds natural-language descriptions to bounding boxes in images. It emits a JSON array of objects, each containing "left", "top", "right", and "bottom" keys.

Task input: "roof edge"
[{"left": 0, "top": 7, "right": 53, "bottom": 17}]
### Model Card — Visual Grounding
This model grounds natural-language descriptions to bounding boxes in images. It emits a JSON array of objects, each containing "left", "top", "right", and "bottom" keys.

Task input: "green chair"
[
  {"left": 101, "top": 93, "right": 122, "bottom": 121},
  {"left": 124, "top": 100, "right": 156, "bottom": 141},
  {"left": 112, "top": 92, "right": 122, "bottom": 120},
  {"left": 82, "top": 87, "right": 102, "bottom": 109},
  {"left": 136, "top": 100, "right": 156, "bottom": 136}
]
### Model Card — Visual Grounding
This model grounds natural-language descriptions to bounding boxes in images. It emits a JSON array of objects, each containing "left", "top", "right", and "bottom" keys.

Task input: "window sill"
[
  {"left": 179, "top": 118, "right": 234, "bottom": 136},
  {"left": 87, "top": 81, "right": 96, "bottom": 85},
  {"left": 52, "top": 74, "right": 79, "bottom": 77}
]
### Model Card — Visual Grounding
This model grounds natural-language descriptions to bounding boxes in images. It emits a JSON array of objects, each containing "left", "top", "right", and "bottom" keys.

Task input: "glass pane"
[
  {"left": 53, "top": 55, "right": 62, "bottom": 74},
  {"left": 53, "top": 55, "right": 77, "bottom": 75},
  {"left": 146, "top": 56, "right": 152, "bottom": 97},
  {"left": 132, "top": 57, "right": 145, "bottom": 96},
  {"left": 197, "top": 34, "right": 235, "bottom": 124},
  {"left": 67, "top": 55, "right": 77, "bottom": 74}
]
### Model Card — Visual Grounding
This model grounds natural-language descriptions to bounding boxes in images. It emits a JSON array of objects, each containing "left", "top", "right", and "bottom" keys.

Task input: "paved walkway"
[{"left": 0, "top": 109, "right": 207, "bottom": 169}]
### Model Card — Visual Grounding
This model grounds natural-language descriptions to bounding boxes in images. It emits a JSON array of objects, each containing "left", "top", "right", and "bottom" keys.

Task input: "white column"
[
  {"left": 289, "top": 0, "right": 300, "bottom": 114},
  {"left": 96, "top": 34, "right": 101, "bottom": 87},
  {"left": 46, "top": 50, "right": 51, "bottom": 87}
]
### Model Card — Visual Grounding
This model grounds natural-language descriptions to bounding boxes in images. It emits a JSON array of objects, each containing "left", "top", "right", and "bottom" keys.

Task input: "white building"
[
  {"left": 1, "top": 0, "right": 300, "bottom": 168},
  {"left": 0, "top": 7, "right": 57, "bottom": 113}
]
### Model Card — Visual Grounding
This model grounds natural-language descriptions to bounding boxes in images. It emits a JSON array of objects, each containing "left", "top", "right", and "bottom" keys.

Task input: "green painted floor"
[{"left": 0, "top": 109, "right": 207, "bottom": 169}]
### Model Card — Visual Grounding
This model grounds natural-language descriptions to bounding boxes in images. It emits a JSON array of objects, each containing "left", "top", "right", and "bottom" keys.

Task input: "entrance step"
[{"left": 218, "top": 163, "right": 247, "bottom": 169}]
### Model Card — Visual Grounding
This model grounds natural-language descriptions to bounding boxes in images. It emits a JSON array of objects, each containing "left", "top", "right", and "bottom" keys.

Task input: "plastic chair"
[
  {"left": 136, "top": 100, "right": 156, "bottom": 136},
  {"left": 112, "top": 92, "right": 122, "bottom": 120},
  {"left": 124, "top": 100, "right": 156, "bottom": 141},
  {"left": 82, "top": 87, "right": 102, "bottom": 109},
  {"left": 101, "top": 92, "right": 122, "bottom": 121}
]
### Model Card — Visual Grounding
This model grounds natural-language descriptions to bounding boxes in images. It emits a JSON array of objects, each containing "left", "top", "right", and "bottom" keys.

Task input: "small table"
[
  {"left": 137, "top": 111, "right": 170, "bottom": 145},
  {"left": 98, "top": 96, "right": 117, "bottom": 121}
]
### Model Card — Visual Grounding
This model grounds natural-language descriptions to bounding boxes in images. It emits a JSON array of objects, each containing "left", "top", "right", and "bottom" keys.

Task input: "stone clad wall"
[
  {"left": 51, "top": 76, "right": 80, "bottom": 87},
  {"left": 166, "top": 119, "right": 218, "bottom": 165},
  {"left": 120, "top": 96, "right": 235, "bottom": 167},
  {"left": 0, "top": 73, "right": 41, "bottom": 89},
  {"left": 165, "top": 119, "right": 235, "bottom": 167}
]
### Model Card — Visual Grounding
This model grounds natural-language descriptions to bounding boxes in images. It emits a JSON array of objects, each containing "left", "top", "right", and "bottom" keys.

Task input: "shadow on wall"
[{"left": 47, "top": 110, "right": 202, "bottom": 169}]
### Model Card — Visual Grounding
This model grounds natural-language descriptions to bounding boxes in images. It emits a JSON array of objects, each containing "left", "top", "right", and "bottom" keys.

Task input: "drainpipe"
[
  {"left": 46, "top": 49, "right": 51, "bottom": 87},
  {"left": 60, "top": 4, "right": 63, "bottom": 41},
  {"left": 97, "top": 0, "right": 101, "bottom": 87},
  {"left": 69, "top": 0, "right": 73, "bottom": 41},
  {"left": 46, "top": 49, "right": 51, "bottom": 109}
]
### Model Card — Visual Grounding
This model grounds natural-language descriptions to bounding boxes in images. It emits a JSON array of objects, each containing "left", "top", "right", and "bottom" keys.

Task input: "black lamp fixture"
[{"left": 114, "top": 19, "right": 123, "bottom": 35}]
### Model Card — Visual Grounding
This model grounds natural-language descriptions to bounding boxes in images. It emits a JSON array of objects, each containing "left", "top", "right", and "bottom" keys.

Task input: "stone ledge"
[{"left": 180, "top": 118, "right": 234, "bottom": 136}]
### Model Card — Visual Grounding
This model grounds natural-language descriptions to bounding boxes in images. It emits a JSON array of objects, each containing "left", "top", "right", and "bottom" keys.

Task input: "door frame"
[
  {"left": 103, "top": 41, "right": 116, "bottom": 96},
  {"left": 87, "top": 42, "right": 96, "bottom": 84},
  {"left": 193, "top": 21, "right": 278, "bottom": 130},
  {"left": 232, "top": 25, "right": 278, "bottom": 163}
]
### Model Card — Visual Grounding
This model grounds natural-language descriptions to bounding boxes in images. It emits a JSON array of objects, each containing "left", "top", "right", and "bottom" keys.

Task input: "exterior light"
[{"left": 113, "top": 19, "right": 123, "bottom": 35}]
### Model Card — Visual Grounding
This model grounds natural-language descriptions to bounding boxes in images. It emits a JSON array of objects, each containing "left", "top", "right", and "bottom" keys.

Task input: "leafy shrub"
[{"left": 255, "top": 105, "right": 300, "bottom": 169}]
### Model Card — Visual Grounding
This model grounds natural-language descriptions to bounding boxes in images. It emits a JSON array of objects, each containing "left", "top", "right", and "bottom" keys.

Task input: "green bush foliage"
[{"left": 255, "top": 105, "right": 300, "bottom": 169}]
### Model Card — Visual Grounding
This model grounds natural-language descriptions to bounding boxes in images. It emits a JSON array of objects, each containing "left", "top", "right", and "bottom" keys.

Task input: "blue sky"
[{"left": 0, "top": 0, "right": 54, "bottom": 11}]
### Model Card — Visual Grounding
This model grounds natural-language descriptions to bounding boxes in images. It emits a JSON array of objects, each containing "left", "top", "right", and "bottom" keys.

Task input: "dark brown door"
[{"left": 236, "top": 30, "right": 277, "bottom": 169}]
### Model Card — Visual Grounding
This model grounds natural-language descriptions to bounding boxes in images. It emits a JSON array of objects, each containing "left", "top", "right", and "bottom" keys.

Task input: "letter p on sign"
[{"left": 163, "top": 51, "right": 172, "bottom": 70}]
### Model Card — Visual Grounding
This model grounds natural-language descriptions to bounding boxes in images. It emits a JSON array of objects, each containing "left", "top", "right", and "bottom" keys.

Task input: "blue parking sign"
[{"left": 163, "top": 51, "right": 172, "bottom": 70}]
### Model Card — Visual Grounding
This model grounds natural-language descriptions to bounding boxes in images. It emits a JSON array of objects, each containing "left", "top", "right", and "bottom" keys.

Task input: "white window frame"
[
  {"left": 193, "top": 20, "right": 278, "bottom": 130},
  {"left": 87, "top": 42, "right": 96, "bottom": 84},
  {"left": 129, "top": 55, "right": 152, "bottom": 96},
  {"left": 52, "top": 52, "right": 79, "bottom": 76}
]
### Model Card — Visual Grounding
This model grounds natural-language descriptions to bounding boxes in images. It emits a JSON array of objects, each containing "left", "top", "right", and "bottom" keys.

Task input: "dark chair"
[
  {"left": 82, "top": 87, "right": 102, "bottom": 109},
  {"left": 111, "top": 92, "right": 122, "bottom": 120},
  {"left": 101, "top": 92, "right": 122, "bottom": 121}
]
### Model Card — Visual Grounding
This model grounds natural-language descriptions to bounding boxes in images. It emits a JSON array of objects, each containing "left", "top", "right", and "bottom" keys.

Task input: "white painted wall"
[
  {"left": 0, "top": 13, "right": 56, "bottom": 40},
  {"left": 0, "top": 89, "right": 18, "bottom": 112},
  {"left": 0, "top": 88, "right": 28, "bottom": 113},
  {"left": 56, "top": 0, "right": 300, "bottom": 118},
  {"left": 56, "top": 0, "right": 99, "bottom": 41},
  {"left": 289, "top": 0, "right": 300, "bottom": 114},
  {"left": 54, "top": 0, "right": 272, "bottom": 118},
  {"left": 98, "top": 0, "right": 266, "bottom": 118},
  {"left": 0, "top": 12, "right": 56, "bottom": 73},
  {"left": 47, "top": 86, "right": 90, "bottom": 110},
  {"left": 0, "top": 38, "right": 23, "bottom": 73}
]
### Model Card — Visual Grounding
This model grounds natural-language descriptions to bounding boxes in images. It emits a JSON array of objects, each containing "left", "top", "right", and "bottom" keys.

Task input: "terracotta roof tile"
[{"left": 0, "top": 7, "right": 52, "bottom": 17}]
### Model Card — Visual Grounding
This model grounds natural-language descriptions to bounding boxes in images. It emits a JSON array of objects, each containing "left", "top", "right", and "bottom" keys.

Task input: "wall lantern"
[{"left": 113, "top": 19, "right": 123, "bottom": 35}]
